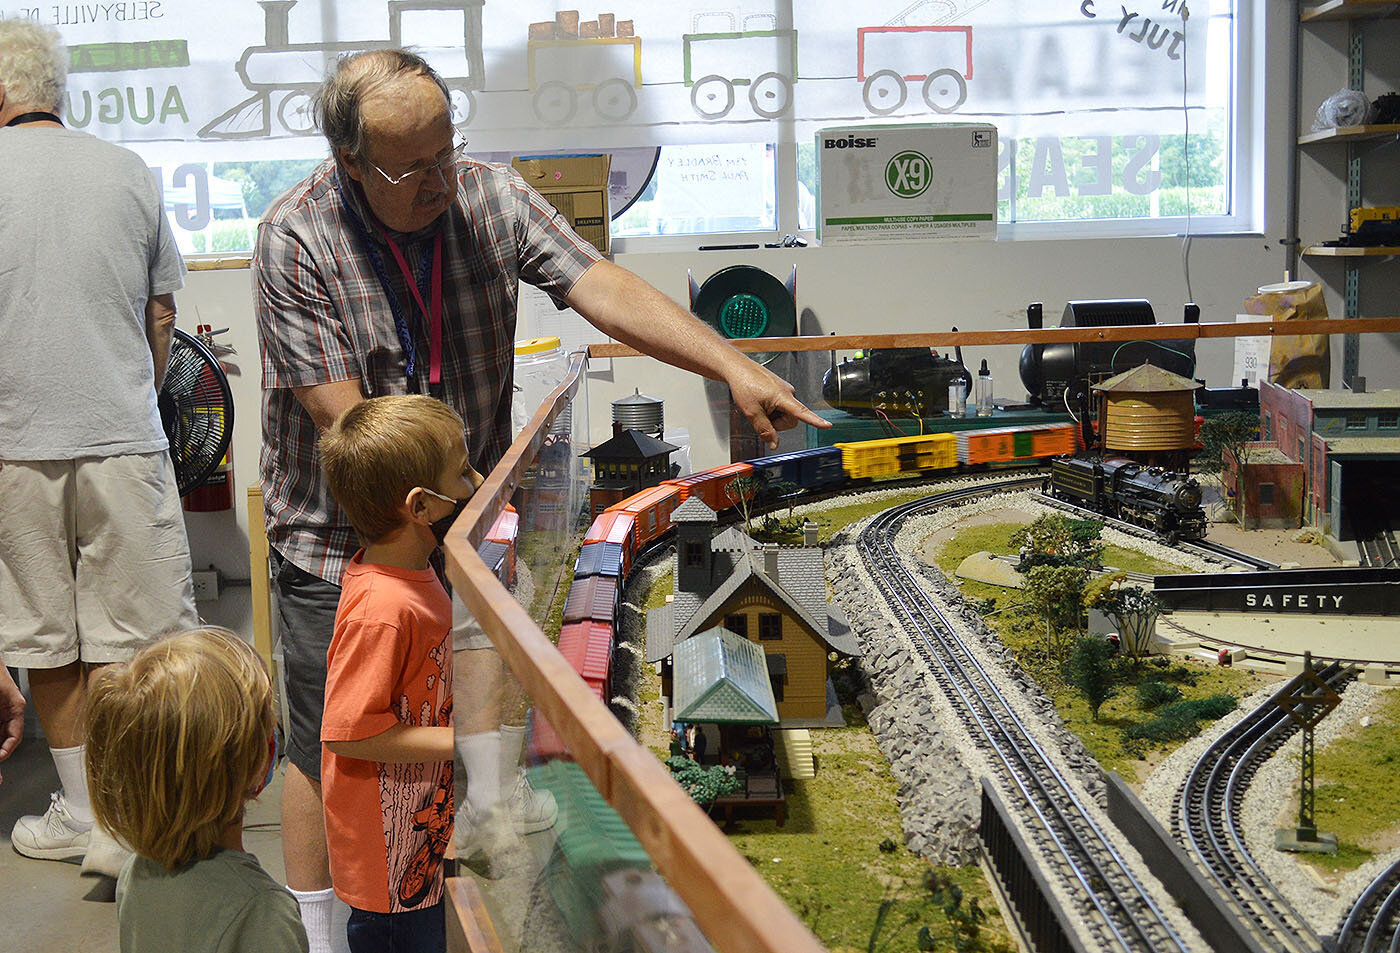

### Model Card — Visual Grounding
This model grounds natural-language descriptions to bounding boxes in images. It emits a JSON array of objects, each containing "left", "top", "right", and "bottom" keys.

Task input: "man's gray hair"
[
  {"left": 314, "top": 49, "right": 450, "bottom": 163},
  {"left": 0, "top": 17, "right": 67, "bottom": 113}
]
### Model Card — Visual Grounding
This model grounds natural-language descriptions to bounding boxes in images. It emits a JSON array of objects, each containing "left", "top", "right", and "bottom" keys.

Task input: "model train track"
[
  {"left": 1335, "top": 856, "right": 1400, "bottom": 953},
  {"left": 1359, "top": 529, "right": 1400, "bottom": 569},
  {"left": 858, "top": 482, "right": 1191, "bottom": 953},
  {"left": 1036, "top": 490, "right": 1279, "bottom": 570},
  {"left": 1173, "top": 662, "right": 1357, "bottom": 953}
]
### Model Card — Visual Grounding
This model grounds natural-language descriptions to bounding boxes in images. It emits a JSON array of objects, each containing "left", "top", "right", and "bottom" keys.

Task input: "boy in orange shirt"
[{"left": 318, "top": 395, "right": 482, "bottom": 953}]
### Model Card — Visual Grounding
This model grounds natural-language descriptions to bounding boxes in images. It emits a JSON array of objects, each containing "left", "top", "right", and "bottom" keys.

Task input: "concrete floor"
[{"left": 0, "top": 693, "right": 293, "bottom": 952}]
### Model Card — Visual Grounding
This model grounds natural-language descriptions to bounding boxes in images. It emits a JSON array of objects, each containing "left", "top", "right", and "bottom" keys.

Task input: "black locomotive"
[
  {"left": 822, "top": 345, "right": 972, "bottom": 418},
  {"left": 1047, "top": 455, "right": 1207, "bottom": 544}
]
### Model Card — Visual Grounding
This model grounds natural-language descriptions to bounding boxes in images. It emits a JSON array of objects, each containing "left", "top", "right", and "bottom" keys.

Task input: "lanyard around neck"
[
  {"left": 5, "top": 111, "right": 62, "bottom": 126},
  {"left": 377, "top": 228, "right": 444, "bottom": 391}
]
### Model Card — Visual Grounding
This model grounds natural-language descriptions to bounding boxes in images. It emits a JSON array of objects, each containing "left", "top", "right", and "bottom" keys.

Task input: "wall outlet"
[{"left": 191, "top": 570, "right": 220, "bottom": 602}]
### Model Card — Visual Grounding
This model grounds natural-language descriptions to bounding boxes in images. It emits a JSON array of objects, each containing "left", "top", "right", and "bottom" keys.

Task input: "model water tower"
[
  {"left": 612, "top": 389, "right": 664, "bottom": 439},
  {"left": 1092, "top": 364, "right": 1202, "bottom": 471}
]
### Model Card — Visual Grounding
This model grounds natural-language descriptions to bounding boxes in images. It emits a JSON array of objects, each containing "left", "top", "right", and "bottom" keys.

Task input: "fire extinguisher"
[{"left": 183, "top": 324, "right": 235, "bottom": 512}]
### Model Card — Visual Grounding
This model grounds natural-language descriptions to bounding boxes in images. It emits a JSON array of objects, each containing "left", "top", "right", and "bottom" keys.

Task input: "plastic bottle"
[
  {"left": 947, "top": 381, "right": 966, "bottom": 418},
  {"left": 512, "top": 336, "right": 568, "bottom": 438},
  {"left": 975, "top": 359, "right": 994, "bottom": 417}
]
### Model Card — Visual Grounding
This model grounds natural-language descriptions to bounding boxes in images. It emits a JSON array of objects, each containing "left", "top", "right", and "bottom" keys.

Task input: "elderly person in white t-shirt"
[{"left": 0, "top": 16, "right": 197, "bottom": 876}]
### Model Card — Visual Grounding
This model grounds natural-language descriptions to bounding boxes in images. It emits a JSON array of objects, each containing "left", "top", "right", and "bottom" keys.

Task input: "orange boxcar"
[{"left": 661, "top": 461, "right": 756, "bottom": 513}]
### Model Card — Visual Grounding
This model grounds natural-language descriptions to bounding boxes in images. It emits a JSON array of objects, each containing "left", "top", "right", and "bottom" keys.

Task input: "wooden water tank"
[{"left": 1093, "top": 364, "right": 1200, "bottom": 452}]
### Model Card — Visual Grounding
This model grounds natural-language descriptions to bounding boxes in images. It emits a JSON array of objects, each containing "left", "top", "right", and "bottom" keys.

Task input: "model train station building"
[
  {"left": 1230, "top": 382, "right": 1400, "bottom": 544},
  {"left": 646, "top": 498, "right": 857, "bottom": 727}
]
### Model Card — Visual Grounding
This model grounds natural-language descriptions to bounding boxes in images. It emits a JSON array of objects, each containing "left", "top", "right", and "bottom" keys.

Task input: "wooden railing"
[{"left": 588, "top": 316, "right": 1400, "bottom": 357}]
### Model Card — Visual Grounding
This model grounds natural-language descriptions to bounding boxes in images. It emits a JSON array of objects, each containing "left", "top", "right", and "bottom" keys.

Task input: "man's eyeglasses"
[{"left": 366, "top": 134, "right": 467, "bottom": 187}]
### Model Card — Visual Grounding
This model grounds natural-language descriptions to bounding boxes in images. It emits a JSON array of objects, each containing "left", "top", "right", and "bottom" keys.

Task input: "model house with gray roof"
[{"left": 646, "top": 497, "right": 856, "bottom": 726}]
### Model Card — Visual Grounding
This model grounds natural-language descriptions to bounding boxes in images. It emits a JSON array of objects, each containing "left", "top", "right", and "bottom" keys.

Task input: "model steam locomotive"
[{"left": 1046, "top": 455, "right": 1206, "bottom": 544}]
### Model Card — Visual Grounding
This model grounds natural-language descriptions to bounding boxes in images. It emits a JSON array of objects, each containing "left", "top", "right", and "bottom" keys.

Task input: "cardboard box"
[
  {"left": 815, "top": 123, "right": 997, "bottom": 244},
  {"left": 512, "top": 153, "right": 612, "bottom": 256}
]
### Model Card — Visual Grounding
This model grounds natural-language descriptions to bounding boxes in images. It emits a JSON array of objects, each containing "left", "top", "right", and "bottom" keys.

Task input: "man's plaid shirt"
[{"left": 255, "top": 157, "right": 603, "bottom": 585}]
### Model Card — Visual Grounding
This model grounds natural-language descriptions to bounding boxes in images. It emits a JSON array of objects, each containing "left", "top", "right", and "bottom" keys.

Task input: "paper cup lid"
[{"left": 1256, "top": 280, "right": 1313, "bottom": 294}]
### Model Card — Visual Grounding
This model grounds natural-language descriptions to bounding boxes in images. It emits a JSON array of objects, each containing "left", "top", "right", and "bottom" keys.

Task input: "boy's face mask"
[
  {"left": 420, "top": 486, "right": 471, "bottom": 547},
  {"left": 255, "top": 725, "right": 280, "bottom": 796}
]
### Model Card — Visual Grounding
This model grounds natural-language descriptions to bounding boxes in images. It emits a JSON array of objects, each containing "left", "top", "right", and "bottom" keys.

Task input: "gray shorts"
[
  {"left": 272, "top": 550, "right": 341, "bottom": 780},
  {"left": 0, "top": 453, "right": 197, "bottom": 667}
]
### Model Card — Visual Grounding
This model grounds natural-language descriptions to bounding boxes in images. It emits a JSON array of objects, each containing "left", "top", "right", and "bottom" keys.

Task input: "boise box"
[
  {"left": 815, "top": 123, "right": 997, "bottom": 244},
  {"left": 512, "top": 153, "right": 612, "bottom": 256}
]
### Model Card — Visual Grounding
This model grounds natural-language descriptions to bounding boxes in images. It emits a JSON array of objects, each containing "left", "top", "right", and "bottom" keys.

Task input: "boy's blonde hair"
[
  {"left": 85, "top": 628, "right": 274, "bottom": 871},
  {"left": 320, "top": 394, "right": 467, "bottom": 543}
]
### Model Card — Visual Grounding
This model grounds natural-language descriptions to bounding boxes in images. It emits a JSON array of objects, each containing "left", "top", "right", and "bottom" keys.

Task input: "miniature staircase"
[{"left": 774, "top": 728, "right": 815, "bottom": 779}]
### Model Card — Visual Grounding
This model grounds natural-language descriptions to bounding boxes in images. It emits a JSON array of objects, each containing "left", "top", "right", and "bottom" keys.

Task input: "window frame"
[
  {"left": 723, "top": 613, "right": 748, "bottom": 639},
  {"left": 758, "top": 612, "right": 783, "bottom": 641}
]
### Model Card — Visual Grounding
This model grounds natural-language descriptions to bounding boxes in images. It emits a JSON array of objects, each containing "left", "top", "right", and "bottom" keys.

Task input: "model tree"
[
  {"left": 1011, "top": 513, "right": 1104, "bottom": 571},
  {"left": 1023, "top": 564, "right": 1090, "bottom": 659},
  {"left": 1064, "top": 636, "right": 1116, "bottom": 720},
  {"left": 1199, "top": 411, "right": 1260, "bottom": 521},
  {"left": 724, "top": 474, "right": 764, "bottom": 535},
  {"left": 1089, "top": 582, "right": 1164, "bottom": 663}
]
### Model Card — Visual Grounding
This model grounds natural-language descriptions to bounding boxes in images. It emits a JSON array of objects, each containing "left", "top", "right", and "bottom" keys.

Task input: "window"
[
  {"left": 1259, "top": 482, "right": 1274, "bottom": 506},
  {"left": 1347, "top": 413, "right": 1368, "bottom": 431},
  {"left": 55, "top": 0, "right": 1249, "bottom": 256},
  {"left": 1298, "top": 437, "right": 1306, "bottom": 463},
  {"left": 684, "top": 541, "right": 706, "bottom": 568},
  {"left": 1380, "top": 412, "right": 1399, "bottom": 430},
  {"left": 1264, "top": 413, "right": 1271, "bottom": 441},
  {"left": 759, "top": 613, "right": 782, "bottom": 641},
  {"left": 770, "top": 672, "right": 785, "bottom": 704},
  {"left": 724, "top": 614, "right": 747, "bottom": 638}
]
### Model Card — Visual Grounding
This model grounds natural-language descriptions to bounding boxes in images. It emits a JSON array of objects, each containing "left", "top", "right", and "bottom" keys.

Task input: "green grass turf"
[
  {"left": 636, "top": 567, "right": 1014, "bottom": 953},
  {"left": 931, "top": 521, "right": 1268, "bottom": 780},
  {"left": 1300, "top": 688, "right": 1400, "bottom": 875}
]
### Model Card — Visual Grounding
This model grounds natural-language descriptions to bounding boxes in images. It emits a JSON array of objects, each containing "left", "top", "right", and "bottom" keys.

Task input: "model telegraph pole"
[{"left": 1275, "top": 651, "right": 1341, "bottom": 854}]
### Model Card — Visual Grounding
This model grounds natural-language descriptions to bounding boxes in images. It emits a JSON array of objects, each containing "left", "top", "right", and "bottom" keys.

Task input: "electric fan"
[{"left": 159, "top": 327, "right": 234, "bottom": 496}]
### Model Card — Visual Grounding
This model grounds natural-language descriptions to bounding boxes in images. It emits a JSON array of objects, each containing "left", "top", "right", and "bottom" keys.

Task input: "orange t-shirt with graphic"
[{"left": 322, "top": 552, "right": 453, "bottom": 914}]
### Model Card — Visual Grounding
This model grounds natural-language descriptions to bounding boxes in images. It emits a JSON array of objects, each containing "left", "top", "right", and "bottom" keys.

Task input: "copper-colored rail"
[{"left": 588, "top": 317, "right": 1400, "bottom": 358}]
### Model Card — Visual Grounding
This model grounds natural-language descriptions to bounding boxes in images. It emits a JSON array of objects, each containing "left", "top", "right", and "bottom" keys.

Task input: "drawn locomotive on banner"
[{"left": 199, "top": 0, "right": 484, "bottom": 140}]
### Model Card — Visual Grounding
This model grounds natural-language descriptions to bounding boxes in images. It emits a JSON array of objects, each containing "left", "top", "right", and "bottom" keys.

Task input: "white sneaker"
[
  {"left": 506, "top": 771, "right": 557, "bottom": 835},
  {"left": 11, "top": 791, "right": 92, "bottom": 861},
  {"left": 453, "top": 802, "right": 521, "bottom": 880},
  {"left": 81, "top": 822, "right": 134, "bottom": 878}
]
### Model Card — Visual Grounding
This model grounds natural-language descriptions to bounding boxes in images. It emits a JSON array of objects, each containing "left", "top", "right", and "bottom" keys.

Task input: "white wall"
[{"left": 176, "top": 3, "right": 1399, "bottom": 640}]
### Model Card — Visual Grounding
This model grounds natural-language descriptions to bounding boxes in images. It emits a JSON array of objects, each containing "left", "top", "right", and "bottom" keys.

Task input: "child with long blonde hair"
[{"left": 85, "top": 627, "right": 308, "bottom": 953}]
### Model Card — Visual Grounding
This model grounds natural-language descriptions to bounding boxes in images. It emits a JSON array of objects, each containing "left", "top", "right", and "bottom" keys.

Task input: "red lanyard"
[{"left": 378, "top": 229, "right": 444, "bottom": 389}]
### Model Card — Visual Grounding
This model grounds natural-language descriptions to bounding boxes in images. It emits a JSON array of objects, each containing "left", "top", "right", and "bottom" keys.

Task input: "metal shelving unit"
[{"left": 1295, "top": 2, "right": 1398, "bottom": 385}]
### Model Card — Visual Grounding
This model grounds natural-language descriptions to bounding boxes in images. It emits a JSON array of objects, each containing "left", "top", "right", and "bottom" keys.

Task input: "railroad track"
[
  {"left": 1359, "top": 529, "right": 1400, "bottom": 569},
  {"left": 858, "top": 482, "right": 1191, "bottom": 953},
  {"left": 1335, "top": 856, "right": 1400, "bottom": 953},
  {"left": 1035, "top": 490, "right": 1279, "bottom": 571},
  {"left": 1174, "top": 661, "right": 1357, "bottom": 953}
]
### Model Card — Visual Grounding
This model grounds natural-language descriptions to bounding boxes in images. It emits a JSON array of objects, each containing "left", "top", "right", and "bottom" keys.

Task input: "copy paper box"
[
  {"left": 815, "top": 123, "right": 997, "bottom": 244},
  {"left": 512, "top": 153, "right": 612, "bottom": 256}
]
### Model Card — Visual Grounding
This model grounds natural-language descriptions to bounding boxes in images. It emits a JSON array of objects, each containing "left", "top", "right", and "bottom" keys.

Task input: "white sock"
[
  {"left": 456, "top": 730, "right": 501, "bottom": 816},
  {"left": 499, "top": 723, "right": 526, "bottom": 798},
  {"left": 288, "top": 886, "right": 336, "bottom": 953},
  {"left": 51, "top": 744, "right": 94, "bottom": 825}
]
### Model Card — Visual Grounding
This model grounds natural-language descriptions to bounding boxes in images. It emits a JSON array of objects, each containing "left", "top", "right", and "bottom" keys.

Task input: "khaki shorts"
[{"left": 0, "top": 453, "right": 197, "bottom": 668}]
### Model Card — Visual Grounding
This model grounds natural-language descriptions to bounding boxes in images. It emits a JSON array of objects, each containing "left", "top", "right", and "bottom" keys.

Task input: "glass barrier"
[{"left": 444, "top": 351, "right": 824, "bottom": 953}]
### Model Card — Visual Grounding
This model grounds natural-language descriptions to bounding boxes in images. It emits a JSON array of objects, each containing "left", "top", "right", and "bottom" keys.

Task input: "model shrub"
[
  {"left": 1063, "top": 636, "right": 1117, "bottom": 721},
  {"left": 1123, "top": 694, "right": 1237, "bottom": 743},
  {"left": 1137, "top": 680, "right": 1183, "bottom": 709}
]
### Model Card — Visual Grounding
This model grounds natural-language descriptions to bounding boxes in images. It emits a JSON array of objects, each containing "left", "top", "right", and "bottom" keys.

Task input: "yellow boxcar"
[{"left": 836, "top": 433, "right": 958, "bottom": 480}]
